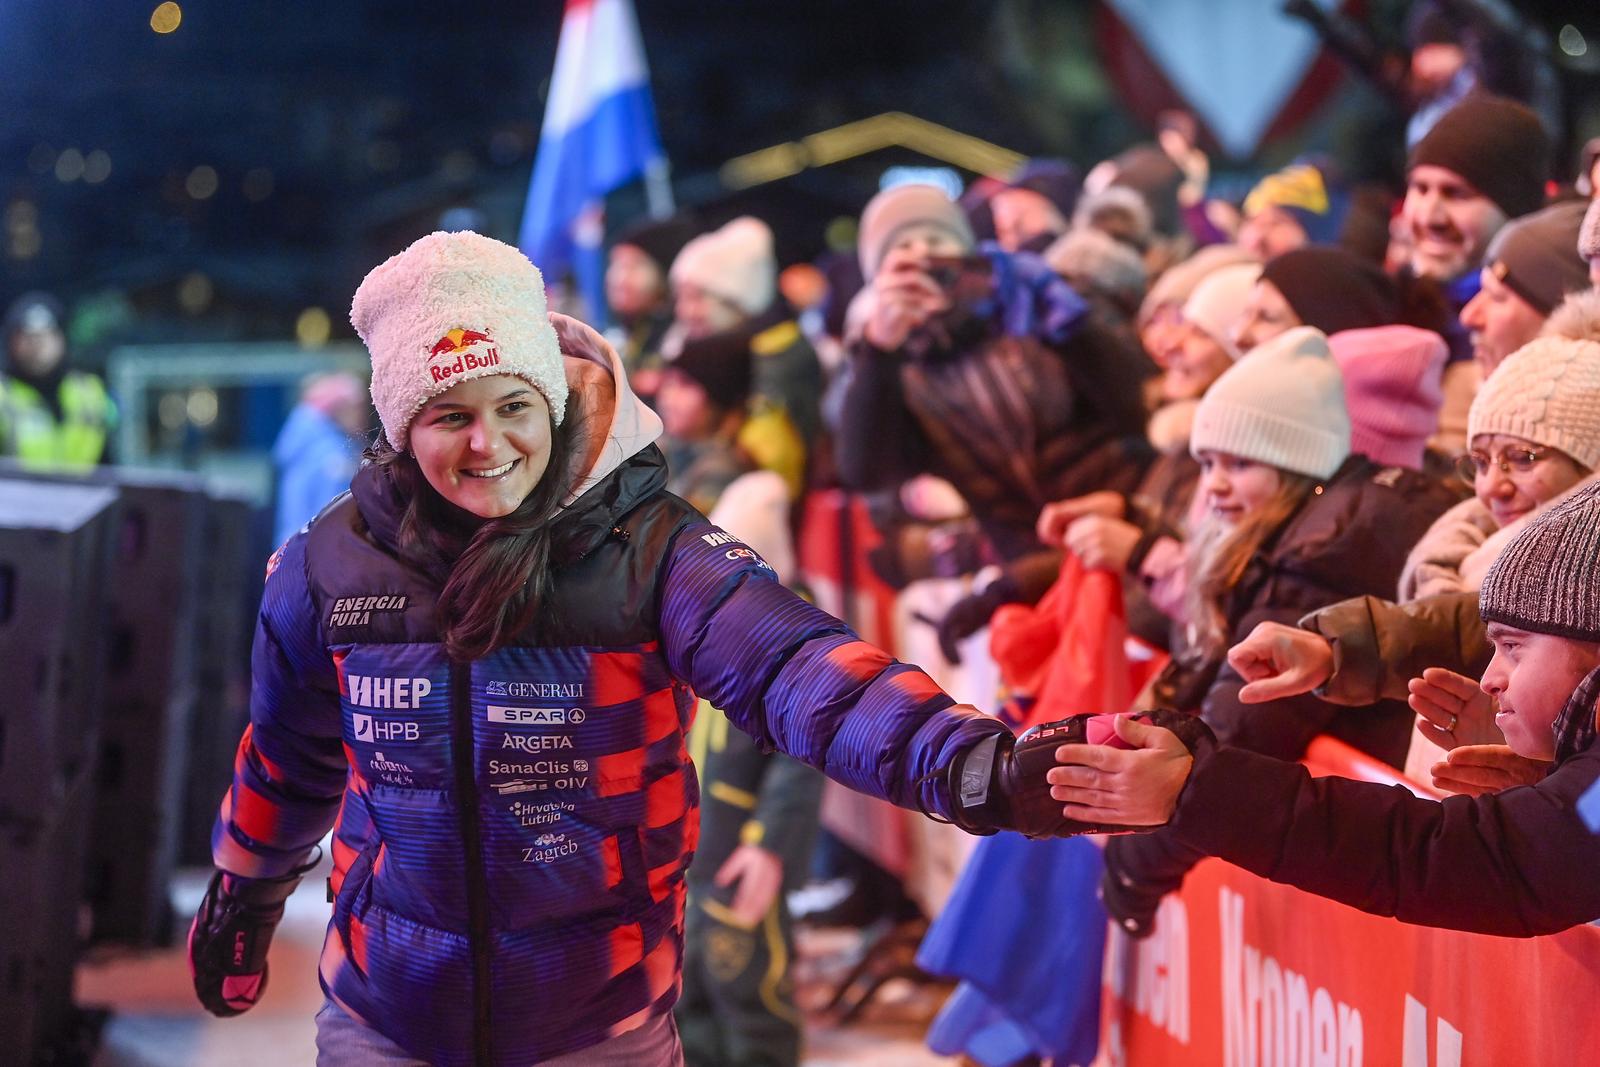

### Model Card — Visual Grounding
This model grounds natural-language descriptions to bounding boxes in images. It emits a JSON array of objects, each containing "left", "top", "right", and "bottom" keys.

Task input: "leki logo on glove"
[{"left": 427, "top": 327, "right": 501, "bottom": 384}]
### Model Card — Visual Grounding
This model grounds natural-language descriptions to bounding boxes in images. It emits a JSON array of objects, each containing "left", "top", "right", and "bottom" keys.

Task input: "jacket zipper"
[{"left": 450, "top": 660, "right": 494, "bottom": 1067}]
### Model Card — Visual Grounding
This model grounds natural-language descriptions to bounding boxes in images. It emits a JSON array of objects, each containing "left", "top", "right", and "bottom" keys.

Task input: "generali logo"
[{"left": 427, "top": 327, "right": 501, "bottom": 383}]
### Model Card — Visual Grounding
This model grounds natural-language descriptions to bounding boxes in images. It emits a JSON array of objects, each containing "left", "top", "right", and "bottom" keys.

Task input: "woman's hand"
[
  {"left": 713, "top": 843, "right": 784, "bottom": 927},
  {"left": 863, "top": 249, "right": 947, "bottom": 351},
  {"left": 1408, "top": 667, "right": 1502, "bottom": 750},
  {"left": 1045, "top": 716, "right": 1194, "bottom": 827},
  {"left": 1063, "top": 515, "right": 1141, "bottom": 572},
  {"left": 1036, "top": 491, "right": 1126, "bottom": 546},
  {"left": 1227, "top": 622, "right": 1336, "bottom": 703},
  {"left": 1429, "top": 744, "right": 1549, "bottom": 797}
]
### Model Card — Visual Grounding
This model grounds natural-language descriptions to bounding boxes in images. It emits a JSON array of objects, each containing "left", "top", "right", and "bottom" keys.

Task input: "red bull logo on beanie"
[{"left": 428, "top": 327, "right": 501, "bottom": 383}]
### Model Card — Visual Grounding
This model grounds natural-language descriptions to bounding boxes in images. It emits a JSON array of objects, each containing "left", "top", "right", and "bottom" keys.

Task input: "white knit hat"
[
  {"left": 1191, "top": 325, "right": 1351, "bottom": 479},
  {"left": 857, "top": 183, "right": 974, "bottom": 280},
  {"left": 1181, "top": 262, "right": 1261, "bottom": 360},
  {"left": 1469, "top": 336, "right": 1600, "bottom": 471},
  {"left": 669, "top": 216, "right": 777, "bottom": 315},
  {"left": 350, "top": 231, "right": 568, "bottom": 451}
]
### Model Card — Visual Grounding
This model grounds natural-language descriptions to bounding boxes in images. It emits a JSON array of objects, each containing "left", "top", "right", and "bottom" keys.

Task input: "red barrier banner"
[{"left": 1100, "top": 739, "right": 1600, "bottom": 1066}]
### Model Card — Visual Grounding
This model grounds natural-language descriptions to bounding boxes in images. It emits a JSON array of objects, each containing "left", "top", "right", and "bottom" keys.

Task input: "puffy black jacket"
[{"left": 1155, "top": 456, "right": 1460, "bottom": 765}]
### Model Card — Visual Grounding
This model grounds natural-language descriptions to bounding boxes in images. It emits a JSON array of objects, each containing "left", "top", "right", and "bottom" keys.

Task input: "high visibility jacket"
[{"left": 0, "top": 371, "right": 113, "bottom": 469}]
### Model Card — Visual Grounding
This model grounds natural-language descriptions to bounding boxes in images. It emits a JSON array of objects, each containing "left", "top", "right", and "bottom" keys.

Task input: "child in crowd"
[{"left": 1094, "top": 326, "right": 1456, "bottom": 935}]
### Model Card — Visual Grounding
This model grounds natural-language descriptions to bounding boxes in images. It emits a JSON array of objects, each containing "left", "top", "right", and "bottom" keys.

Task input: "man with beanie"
[
  {"left": 1402, "top": 92, "right": 1550, "bottom": 451},
  {"left": 1237, "top": 161, "right": 1348, "bottom": 261},
  {"left": 838, "top": 182, "right": 1152, "bottom": 564},
  {"left": 1403, "top": 93, "right": 1548, "bottom": 288},
  {"left": 1461, "top": 200, "right": 1591, "bottom": 375},
  {"left": 1049, "top": 477, "right": 1600, "bottom": 937},
  {"left": 0, "top": 292, "right": 114, "bottom": 470},
  {"left": 606, "top": 212, "right": 699, "bottom": 393},
  {"left": 1235, "top": 247, "right": 1401, "bottom": 353},
  {"left": 668, "top": 216, "right": 824, "bottom": 492},
  {"left": 990, "top": 159, "right": 1081, "bottom": 255}
]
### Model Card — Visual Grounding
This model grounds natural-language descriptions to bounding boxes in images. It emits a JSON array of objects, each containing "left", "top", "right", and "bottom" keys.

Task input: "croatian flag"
[{"left": 519, "top": 0, "right": 667, "bottom": 327}]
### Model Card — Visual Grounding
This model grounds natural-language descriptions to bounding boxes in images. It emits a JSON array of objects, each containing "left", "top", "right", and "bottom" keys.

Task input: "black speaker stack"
[
  {"left": 0, "top": 478, "right": 120, "bottom": 1064},
  {"left": 0, "top": 464, "right": 267, "bottom": 1064}
]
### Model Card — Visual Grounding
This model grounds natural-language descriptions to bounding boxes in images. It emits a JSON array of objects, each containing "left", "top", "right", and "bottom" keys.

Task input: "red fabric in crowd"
[{"left": 989, "top": 553, "right": 1168, "bottom": 731}]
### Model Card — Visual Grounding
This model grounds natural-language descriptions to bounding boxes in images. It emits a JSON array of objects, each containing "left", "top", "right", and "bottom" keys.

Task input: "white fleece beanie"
[
  {"left": 669, "top": 216, "right": 777, "bottom": 315},
  {"left": 1191, "top": 325, "right": 1351, "bottom": 479},
  {"left": 1469, "top": 337, "right": 1600, "bottom": 471},
  {"left": 351, "top": 231, "right": 568, "bottom": 450},
  {"left": 1181, "top": 262, "right": 1261, "bottom": 360}
]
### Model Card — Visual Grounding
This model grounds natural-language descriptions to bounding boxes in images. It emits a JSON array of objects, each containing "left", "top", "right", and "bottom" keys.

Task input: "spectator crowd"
[{"left": 591, "top": 78, "right": 1600, "bottom": 1066}]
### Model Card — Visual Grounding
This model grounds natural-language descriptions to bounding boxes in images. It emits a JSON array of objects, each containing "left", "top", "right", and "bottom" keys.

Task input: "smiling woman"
[
  {"left": 408, "top": 380, "right": 555, "bottom": 519},
  {"left": 185, "top": 230, "right": 1090, "bottom": 1067}
]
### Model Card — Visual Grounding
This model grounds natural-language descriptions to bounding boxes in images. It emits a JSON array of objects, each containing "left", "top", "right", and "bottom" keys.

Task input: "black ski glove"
[
  {"left": 946, "top": 709, "right": 1214, "bottom": 838},
  {"left": 188, "top": 854, "right": 317, "bottom": 1017}
]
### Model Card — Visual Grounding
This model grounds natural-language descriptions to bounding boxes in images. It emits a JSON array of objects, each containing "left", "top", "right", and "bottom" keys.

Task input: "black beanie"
[
  {"left": 1408, "top": 93, "right": 1549, "bottom": 219},
  {"left": 1261, "top": 247, "right": 1399, "bottom": 336},
  {"left": 613, "top": 213, "right": 700, "bottom": 272},
  {"left": 668, "top": 330, "right": 752, "bottom": 414}
]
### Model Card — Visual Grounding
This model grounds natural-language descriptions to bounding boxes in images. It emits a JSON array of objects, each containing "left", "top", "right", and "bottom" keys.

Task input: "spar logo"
[{"left": 427, "top": 327, "right": 501, "bottom": 383}]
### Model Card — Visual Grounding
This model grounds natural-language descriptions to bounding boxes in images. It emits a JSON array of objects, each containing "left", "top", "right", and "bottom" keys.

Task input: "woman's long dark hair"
[{"left": 366, "top": 393, "right": 576, "bottom": 662}]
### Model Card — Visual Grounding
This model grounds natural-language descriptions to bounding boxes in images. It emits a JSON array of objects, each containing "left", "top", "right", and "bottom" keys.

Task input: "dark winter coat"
[
  {"left": 1302, "top": 591, "right": 1489, "bottom": 707},
  {"left": 1169, "top": 667, "right": 1600, "bottom": 937},
  {"left": 1152, "top": 456, "right": 1459, "bottom": 766},
  {"left": 835, "top": 248, "right": 1153, "bottom": 562}
]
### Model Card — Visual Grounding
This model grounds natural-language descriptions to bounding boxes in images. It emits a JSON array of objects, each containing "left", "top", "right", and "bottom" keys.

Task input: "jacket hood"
[
  {"left": 550, "top": 312, "right": 663, "bottom": 505},
  {"left": 349, "top": 312, "right": 665, "bottom": 560}
]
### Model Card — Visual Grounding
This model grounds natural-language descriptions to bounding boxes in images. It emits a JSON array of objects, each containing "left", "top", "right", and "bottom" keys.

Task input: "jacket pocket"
[{"left": 332, "top": 839, "right": 380, "bottom": 952}]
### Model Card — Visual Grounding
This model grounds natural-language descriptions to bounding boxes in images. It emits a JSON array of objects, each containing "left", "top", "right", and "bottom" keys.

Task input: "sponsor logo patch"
[
  {"left": 487, "top": 705, "right": 586, "bottom": 725},
  {"left": 328, "top": 594, "right": 410, "bottom": 628}
]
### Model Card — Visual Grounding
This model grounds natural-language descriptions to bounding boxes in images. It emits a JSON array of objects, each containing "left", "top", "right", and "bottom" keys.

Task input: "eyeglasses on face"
[{"left": 1454, "top": 446, "right": 1552, "bottom": 485}]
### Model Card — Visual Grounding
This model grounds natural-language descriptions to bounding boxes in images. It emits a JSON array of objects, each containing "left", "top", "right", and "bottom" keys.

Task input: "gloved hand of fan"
[
  {"left": 948, "top": 709, "right": 1214, "bottom": 837},
  {"left": 188, "top": 863, "right": 309, "bottom": 1017}
]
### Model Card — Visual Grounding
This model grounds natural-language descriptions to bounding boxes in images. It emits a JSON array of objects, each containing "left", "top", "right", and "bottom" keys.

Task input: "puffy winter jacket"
[
  {"left": 212, "top": 318, "right": 1005, "bottom": 1067},
  {"left": 1169, "top": 679, "right": 1600, "bottom": 937},
  {"left": 835, "top": 248, "right": 1153, "bottom": 561},
  {"left": 1153, "top": 456, "right": 1459, "bottom": 765}
]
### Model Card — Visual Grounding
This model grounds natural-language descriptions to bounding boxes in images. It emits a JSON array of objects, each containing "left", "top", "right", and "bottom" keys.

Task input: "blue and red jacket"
[{"left": 213, "top": 446, "right": 1005, "bottom": 1066}]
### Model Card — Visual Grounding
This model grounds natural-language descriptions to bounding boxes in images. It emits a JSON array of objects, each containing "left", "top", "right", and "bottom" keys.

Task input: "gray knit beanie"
[
  {"left": 1480, "top": 478, "right": 1600, "bottom": 641},
  {"left": 1190, "top": 326, "right": 1351, "bottom": 479}
]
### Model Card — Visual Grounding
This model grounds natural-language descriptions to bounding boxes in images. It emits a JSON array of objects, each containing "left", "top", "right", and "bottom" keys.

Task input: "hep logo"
[{"left": 429, "top": 327, "right": 493, "bottom": 359}]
